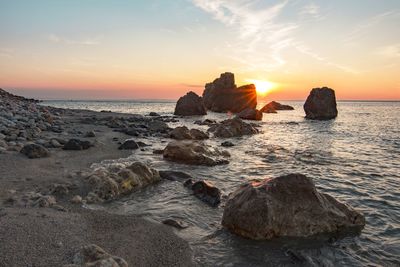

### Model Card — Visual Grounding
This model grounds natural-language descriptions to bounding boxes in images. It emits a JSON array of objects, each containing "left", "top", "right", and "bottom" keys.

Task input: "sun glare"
[{"left": 246, "top": 79, "right": 276, "bottom": 96}]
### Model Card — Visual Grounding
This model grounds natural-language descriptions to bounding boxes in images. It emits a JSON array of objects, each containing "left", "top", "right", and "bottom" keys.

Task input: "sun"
[{"left": 246, "top": 79, "right": 276, "bottom": 96}]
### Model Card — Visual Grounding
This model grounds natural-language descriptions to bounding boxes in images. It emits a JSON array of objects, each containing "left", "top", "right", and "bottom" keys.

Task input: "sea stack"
[
  {"left": 202, "top": 72, "right": 257, "bottom": 113},
  {"left": 174, "top": 91, "right": 207, "bottom": 116},
  {"left": 304, "top": 87, "right": 338, "bottom": 120}
]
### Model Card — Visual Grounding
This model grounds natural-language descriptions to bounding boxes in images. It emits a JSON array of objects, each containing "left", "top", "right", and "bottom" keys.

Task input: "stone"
[
  {"left": 260, "top": 105, "right": 277, "bottom": 113},
  {"left": 70, "top": 195, "right": 83, "bottom": 204},
  {"left": 222, "top": 174, "right": 366, "bottom": 240},
  {"left": 170, "top": 126, "right": 209, "bottom": 140},
  {"left": 85, "top": 130, "right": 96, "bottom": 137},
  {"left": 63, "top": 139, "right": 92, "bottom": 150},
  {"left": 20, "top": 144, "right": 50, "bottom": 158},
  {"left": 149, "top": 112, "right": 160, "bottom": 116},
  {"left": 162, "top": 218, "right": 188, "bottom": 229},
  {"left": 118, "top": 140, "right": 139, "bottom": 150},
  {"left": 159, "top": 170, "right": 192, "bottom": 181},
  {"left": 190, "top": 180, "right": 221, "bottom": 207},
  {"left": 221, "top": 141, "right": 235, "bottom": 147},
  {"left": 304, "top": 87, "right": 338, "bottom": 120},
  {"left": 203, "top": 72, "right": 257, "bottom": 113},
  {"left": 36, "top": 195, "right": 57, "bottom": 207},
  {"left": 208, "top": 117, "right": 259, "bottom": 138},
  {"left": 148, "top": 120, "right": 171, "bottom": 133},
  {"left": 262, "top": 101, "right": 294, "bottom": 111},
  {"left": 174, "top": 91, "right": 207, "bottom": 116},
  {"left": 163, "top": 140, "right": 230, "bottom": 166},
  {"left": 72, "top": 244, "right": 128, "bottom": 267},
  {"left": 236, "top": 108, "right": 263, "bottom": 121}
]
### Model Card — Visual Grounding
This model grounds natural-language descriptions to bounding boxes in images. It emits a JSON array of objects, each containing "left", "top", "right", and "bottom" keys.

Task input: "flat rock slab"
[{"left": 0, "top": 208, "right": 193, "bottom": 267}]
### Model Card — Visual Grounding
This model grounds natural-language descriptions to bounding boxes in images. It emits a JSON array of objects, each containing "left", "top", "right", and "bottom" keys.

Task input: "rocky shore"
[{"left": 0, "top": 80, "right": 356, "bottom": 266}]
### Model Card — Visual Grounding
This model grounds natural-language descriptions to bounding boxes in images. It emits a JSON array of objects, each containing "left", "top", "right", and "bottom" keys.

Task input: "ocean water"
[{"left": 43, "top": 100, "right": 400, "bottom": 266}]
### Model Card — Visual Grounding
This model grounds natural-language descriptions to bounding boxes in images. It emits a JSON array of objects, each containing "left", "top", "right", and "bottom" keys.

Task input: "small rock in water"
[
  {"left": 85, "top": 130, "right": 96, "bottom": 137},
  {"left": 149, "top": 112, "right": 160, "bottom": 116},
  {"left": 152, "top": 149, "right": 164, "bottom": 154},
  {"left": 63, "top": 139, "right": 92, "bottom": 150},
  {"left": 221, "top": 141, "right": 235, "bottom": 147},
  {"left": 159, "top": 170, "right": 193, "bottom": 181},
  {"left": 20, "top": 143, "right": 50, "bottom": 158},
  {"left": 236, "top": 108, "right": 263, "bottom": 121},
  {"left": 162, "top": 218, "right": 189, "bottom": 229},
  {"left": 189, "top": 180, "right": 221, "bottom": 207},
  {"left": 118, "top": 139, "right": 139, "bottom": 150},
  {"left": 71, "top": 195, "right": 83, "bottom": 204}
]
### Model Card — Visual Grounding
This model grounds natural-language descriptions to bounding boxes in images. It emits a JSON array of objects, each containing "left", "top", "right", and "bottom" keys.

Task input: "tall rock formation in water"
[
  {"left": 304, "top": 87, "right": 338, "bottom": 120},
  {"left": 202, "top": 72, "right": 257, "bottom": 113},
  {"left": 174, "top": 91, "right": 207, "bottom": 116}
]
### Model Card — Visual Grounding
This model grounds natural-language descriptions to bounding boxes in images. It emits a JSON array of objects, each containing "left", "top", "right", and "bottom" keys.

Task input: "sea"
[{"left": 42, "top": 100, "right": 400, "bottom": 267}]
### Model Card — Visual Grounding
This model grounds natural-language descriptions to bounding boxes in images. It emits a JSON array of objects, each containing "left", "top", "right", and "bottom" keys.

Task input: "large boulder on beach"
[
  {"left": 222, "top": 174, "right": 365, "bottom": 240},
  {"left": 304, "top": 87, "right": 338, "bottom": 120},
  {"left": 174, "top": 91, "right": 207, "bottom": 116},
  {"left": 170, "top": 126, "right": 209, "bottom": 140},
  {"left": 236, "top": 108, "right": 263, "bottom": 121},
  {"left": 260, "top": 101, "right": 294, "bottom": 113},
  {"left": 163, "top": 140, "right": 230, "bottom": 166},
  {"left": 20, "top": 143, "right": 49, "bottom": 158},
  {"left": 208, "top": 117, "right": 259, "bottom": 138},
  {"left": 202, "top": 73, "right": 257, "bottom": 113}
]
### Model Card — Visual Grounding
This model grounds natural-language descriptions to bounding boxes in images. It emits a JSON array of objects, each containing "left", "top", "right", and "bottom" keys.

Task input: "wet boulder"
[
  {"left": 20, "top": 143, "right": 50, "bottom": 158},
  {"left": 174, "top": 91, "right": 207, "bottom": 116},
  {"left": 163, "top": 140, "right": 230, "bottom": 166},
  {"left": 159, "top": 170, "right": 192, "bottom": 181},
  {"left": 170, "top": 126, "right": 209, "bottom": 140},
  {"left": 63, "top": 139, "right": 92, "bottom": 150},
  {"left": 262, "top": 101, "right": 294, "bottom": 111},
  {"left": 236, "top": 108, "right": 263, "bottom": 121},
  {"left": 304, "top": 87, "right": 338, "bottom": 120},
  {"left": 208, "top": 117, "right": 259, "bottom": 138},
  {"left": 184, "top": 179, "right": 221, "bottom": 206},
  {"left": 203, "top": 72, "right": 257, "bottom": 113},
  {"left": 260, "top": 105, "right": 277, "bottom": 113},
  {"left": 118, "top": 139, "right": 139, "bottom": 150},
  {"left": 222, "top": 174, "right": 366, "bottom": 240}
]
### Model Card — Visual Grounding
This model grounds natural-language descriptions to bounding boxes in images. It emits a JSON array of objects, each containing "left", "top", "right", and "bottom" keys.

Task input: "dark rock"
[
  {"left": 236, "top": 108, "right": 263, "bottom": 121},
  {"left": 85, "top": 131, "right": 96, "bottom": 137},
  {"left": 149, "top": 112, "right": 160, "bottom": 116},
  {"left": 203, "top": 72, "right": 257, "bottom": 113},
  {"left": 63, "top": 139, "right": 92, "bottom": 150},
  {"left": 118, "top": 140, "right": 139, "bottom": 150},
  {"left": 304, "top": 87, "right": 338, "bottom": 120},
  {"left": 174, "top": 91, "right": 207, "bottom": 116},
  {"left": 222, "top": 174, "right": 366, "bottom": 240},
  {"left": 136, "top": 141, "right": 151, "bottom": 147},
  {"left": 20, "top": 144, "right": 49, "bottom": 158},
  {"left": 159, "top": 170, "right": 192, "bottom": 181},
  {"left": 191, "top": 180, "right": 221, "bottom": 206},
  {"left": 262, "top": 101, "right": 294, "bottom": 111},
  {"left": 194, "top": 119, "right": 217, "bottom": 126},
  {"left": 163, "top": 140, "right": 230, "bottom": 166},
  {"left": 148, "top": 120, "right": 171, "bottom": 133},
  {"left": 162, "top": 219, "right": 188, "bottom": 229},
  {"left": 170, "top": 126, "right": 209, "bottom": 140},
  {"left": 221, "top": 141, "right": 235, "bottom": 147},
  {"left": 208, "top": 117, "right": 259, "bottom": 138},
  {"left": 72, "top": 244, "right": 128, "bottom": 267},
  {"left": 260, "top": 105, "right": 277, "bottom": 113},
  {"left": 152, "top": 149, "right": 164, "bottom": 154}
]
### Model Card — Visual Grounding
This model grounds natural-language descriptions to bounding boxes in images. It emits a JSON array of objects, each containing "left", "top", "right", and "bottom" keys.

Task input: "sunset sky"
[{"left": 0, "top": 0, "right": 399, "bottom": 100}]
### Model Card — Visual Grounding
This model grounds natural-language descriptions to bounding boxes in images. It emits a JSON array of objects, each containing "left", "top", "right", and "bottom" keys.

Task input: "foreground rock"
[
  {"left": 236, "top": 108, "right": 263, "bottom": 121},
  {"left": 83, "top": 162, "right": 161, "bottom": 202},
  {"left": 159, "top": 170, "right": 192, "bottom": 181},
  {"left": 304, "top": 87, "right": 338, "bottom": 120},
  {"left": 208, "top": 117, "right": 259, "bottom": 138},
  {"left": 70, "top": 244, "right": 128, "bottom": 267},
  {"left": 118, "top": 139, "right": 139, "bottom": 150},
  {"left": 222, "top": 174, "right": 365, "bottom": 240},
  {"left": 170, "top": 126, "right": 209, "bottom": 140},
  {"left": 20, "top": 143, "right": 49, "bottom": 158},
  {"left": 163, "top": 140, "right": 230, "bottom": 166},
  {"left": 184, "top": 179, "right": 221, "bottom": 206},
  {"left": 174, "top": 91, "right": 207, "bottom": 116},
  {"left": 262, "top": 101, "right": 294, "bottom": 112},
  {"left": 202, "top": 72, "right": 257, "bottom": 113}
]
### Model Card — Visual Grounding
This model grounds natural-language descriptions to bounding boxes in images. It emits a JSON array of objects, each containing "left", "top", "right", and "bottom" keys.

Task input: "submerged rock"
[
  {"left": 184, "top": 179, "right": 221, "bottom": 206},
  {"left": 174, "top": 91, "right": 207, "bottom": 116},
  {"left": 221, "top": 141, "right": 235, "bottom": 147},
  {"left": 203, "top": 72, "right": 257, "bottom": 113},
  {"left": 170, "top": 126, "right": 209, "bottom": 140},
  {"left": 208, "top": 117, "right": 259, "bottom": 138},
  {"left": 20, "top": 143, "right": 49, "bottom": 158},
  {"left": 304, "top": 87, "right": 338, "bottom": 120},
  {"left": 262, "top": 101, "right": 294, "bottom": 111},
  {"left": 236, "top": 108, "right": 263, "bottom": 121},
  {"left": 222, "top": 174, "right": 365, "bottom": 240},
  {"left": 159, "top": 170, "right": 193, "bottom": 181},
  {"left": 162, "top": 218, "right": 188, "bottom": 229},
  {"left": 118, "top": 139, "right": 139, "bottom": 150},
  {"left": 63, "top": 139, "right": 92, "bottom": 150},
  {"left": 163, "top": 140, "right": 230, "bottom": 166},
  {"left": 71, "top": 244, "right": 128, "bottom": 267}
]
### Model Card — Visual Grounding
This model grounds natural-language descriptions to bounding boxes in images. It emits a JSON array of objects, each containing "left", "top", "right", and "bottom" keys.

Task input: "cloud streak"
[{"left": 48, "top": 34, "right": 102, "bottom": 46}]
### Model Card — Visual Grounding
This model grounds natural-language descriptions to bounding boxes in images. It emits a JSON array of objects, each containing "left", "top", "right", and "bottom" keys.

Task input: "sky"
[{"left": 0, "top": 0, "right": 399, "bottom": 100}]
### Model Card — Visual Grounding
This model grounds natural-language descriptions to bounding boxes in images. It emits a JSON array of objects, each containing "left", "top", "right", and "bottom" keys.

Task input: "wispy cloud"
[
  {"left": 192, "top": 0, "right": 296, "bottom": 71},
  {"left": 0, "top": 48, "right": 14, "bottom": 58},
  {"left": 48, "top": 34, "right": 102, "bottom": 46},
  {"left": 376, "top": 44, "right": 400, "bottom": 58},
  {"left": 299, "top": 3, "right": 322, "bottom": 20}
]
